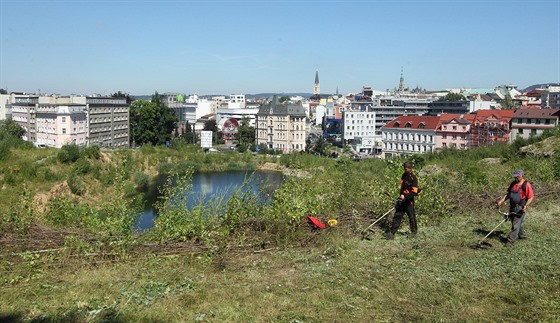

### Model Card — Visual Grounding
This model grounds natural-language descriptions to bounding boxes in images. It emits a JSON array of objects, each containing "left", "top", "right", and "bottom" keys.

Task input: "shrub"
[
  {"left": 58, "top": 144, "right": 81, "bottom": 163},
  {"left": 0, "top": 141, "right": 10, "bottom": 161},
  {"left": 83, "top": 145, "right": 101, "bottom": 159},
  {"left": 134, "top": 171, "right": 150, "bottom": 188},
  {"left": 72, "top": 157, "right": 91, "bottom": 175},
  {"left": 158, "top": 162, "right": 175, "bottom": 176},
  {"left": 67, "top": 173, "right": 86, "bottom": 196}
]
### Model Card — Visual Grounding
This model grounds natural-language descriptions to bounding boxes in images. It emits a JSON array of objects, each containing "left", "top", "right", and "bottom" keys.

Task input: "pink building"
[{"left": 436, "top": 114, "right": 476, "bottom": 150}]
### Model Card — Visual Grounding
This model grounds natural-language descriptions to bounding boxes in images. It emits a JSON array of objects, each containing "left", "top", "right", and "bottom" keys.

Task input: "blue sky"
[{"left": 1, "top": 0, "right": 559, "bottom": 96}]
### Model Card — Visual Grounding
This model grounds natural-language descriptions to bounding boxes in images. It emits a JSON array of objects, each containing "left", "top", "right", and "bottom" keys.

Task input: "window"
[
  {"left": 442, "top": 134, "right": 447, "bottom": 139},
  {"left": 62, "top": 128, "right": 66, "bottom": 134}
]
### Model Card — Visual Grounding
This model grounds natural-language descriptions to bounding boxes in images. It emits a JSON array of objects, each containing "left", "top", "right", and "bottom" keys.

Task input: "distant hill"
[{"left": 522, "top": 83, "right": 559, "bottom": 92}]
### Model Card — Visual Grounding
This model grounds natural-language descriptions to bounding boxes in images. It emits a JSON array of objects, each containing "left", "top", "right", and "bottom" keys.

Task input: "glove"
[{"left": 395, "top": 198, "right": 403, "bottom": 209}]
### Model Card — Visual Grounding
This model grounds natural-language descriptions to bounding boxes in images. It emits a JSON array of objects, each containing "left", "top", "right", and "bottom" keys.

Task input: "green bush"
[
  {"left": 158, "top": 162, "right": 175, "bottom": 176},
  {"left": 134, "top": 171, "right": 150, "bottom": 188},
  {"left": 0, "top": 141, "right": 11, "bottom": 161},
  {"left": 178, "top": 160, "right": 202, "bottom": 173},
  {"left": 83, "top": 145, "right": 101, "bottom": 159},
  {"left": 72, "top": 157, "right": 91, "bottom": 175},
  {"left": 58, "top": 144, "right": 81, "bottom": 163},
  {"left": 67, "top": 173, "right": 86, "bottom": 196},
  {"left": 4, "top": 188, "right": 34, "bottom": 233}
]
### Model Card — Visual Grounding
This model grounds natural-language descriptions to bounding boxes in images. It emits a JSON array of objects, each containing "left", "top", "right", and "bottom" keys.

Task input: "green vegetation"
[
  {"left": 129, "top": 92, "right": 178, "bottom": 146},
  {"left": 1, "top": 125, "right": 559, "bottom": 322},
  {"left": 438, "top": 92, "right": 467, "bottom": 101}
]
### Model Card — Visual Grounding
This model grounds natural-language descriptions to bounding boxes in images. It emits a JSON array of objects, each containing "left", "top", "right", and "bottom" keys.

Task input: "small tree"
[
  {"left": 0, "top": 119, "right": 25, "bottom": 139},
  {"left": 129, "top": 92, "right": 178, "bottom": 146},
  {"left": 235, "top": 117, "right": 255, "bottom": 146},
  {"left": 502, "top": 94, "right": 515, "bottom": 110},
  {"left": 182, "top": 121, "right": 198, "bottom": 144},
  {"left": 203, "top": 119, "right": 218, "bottom": 132},
  {"left": 438, "top": 93, "right": 467, "bottom": 101},
  {"left": 311, "top": 136, "right": 329, "bottom": 156}
]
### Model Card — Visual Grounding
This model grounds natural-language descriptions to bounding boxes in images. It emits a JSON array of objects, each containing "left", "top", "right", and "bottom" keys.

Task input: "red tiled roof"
[
  {"left": 439, "top": 113, "right": 476, "bottom": 125},
  {"left": 514, "top": 108, "right": 560, "bottom": 119},
  {"left": 382, "top": 115, "right": 441, "bottom": 130},
  {"left": 474, "top": 109, "right": 515, "bottom": 122}
]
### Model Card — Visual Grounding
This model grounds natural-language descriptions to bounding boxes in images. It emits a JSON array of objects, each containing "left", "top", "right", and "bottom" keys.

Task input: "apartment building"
[
  {"left": 11, "top": 94, "right": 129, "bottom": 148},
  {"left": 437, "top": 114, "right": 475, "bottom": 149},
  {"left": 85, "top": 96, "right": 129, "bottom": 147},
  {"left": 510, "top": 108, "right": 560, "bottom": 141},
  {"left": 541, "top": 84, "right": 560, "bottom": 109},
  {"left": 0, "top": 94, "right": 11, "bottom": 120},
  {"left": 351, "top": 96, "right": 433, "bottom": 136},
  {"left": 255, "top": 96, "right": 307, "bottom": 153},
  {"left": 381, "top": 116, "right": 439, "bottom": 158},
  {"left": 342, "top": 110, "right": 381, "bottom": 154}
]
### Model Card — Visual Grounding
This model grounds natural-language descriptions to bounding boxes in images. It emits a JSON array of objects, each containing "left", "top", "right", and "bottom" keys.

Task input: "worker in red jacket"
[{"left": 496, "top": 169, "right": 534, "bottom": 246}]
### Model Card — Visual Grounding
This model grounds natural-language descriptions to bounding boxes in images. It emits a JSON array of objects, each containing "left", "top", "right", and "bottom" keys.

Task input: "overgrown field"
[{"left": 1, "top": 134, "right": 560, "bottom": 322}]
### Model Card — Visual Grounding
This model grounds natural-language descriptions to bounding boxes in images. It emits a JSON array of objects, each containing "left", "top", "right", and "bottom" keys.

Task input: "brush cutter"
[
  {"left": 472, "top": 210, "right": 510, "bottom": 249},
  {"left": 362, "top": 207, "right": 394, "bottom": 239}
]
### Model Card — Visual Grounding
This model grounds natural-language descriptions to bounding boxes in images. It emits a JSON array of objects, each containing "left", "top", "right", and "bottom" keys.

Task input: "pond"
[{"left": 134, "top": 170, "right": 285, "bottom": 231}]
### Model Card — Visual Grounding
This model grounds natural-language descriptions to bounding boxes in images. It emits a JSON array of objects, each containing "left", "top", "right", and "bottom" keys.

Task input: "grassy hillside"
[{"left": 1, "top": 132, "right": 559, "bottom": 322}]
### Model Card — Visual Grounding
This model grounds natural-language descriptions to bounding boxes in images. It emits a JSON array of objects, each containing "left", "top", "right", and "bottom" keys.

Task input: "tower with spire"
[
  {"left": 398, "top": 67, "right": 405, "bottom": 93},
  {"left": 313, "top": 70, "right": 320, "bottom": 96}
]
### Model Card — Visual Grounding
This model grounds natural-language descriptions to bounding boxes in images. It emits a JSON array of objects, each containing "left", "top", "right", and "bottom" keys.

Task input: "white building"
[
  {"left": 0, "top": 94, "right": 10, "bottom": 120},
  {"left": 381, "top": 115, "right": 439, "bottom": 158},
  {"left": 342, "top": 110, "right": 381, "bottom": 154}
]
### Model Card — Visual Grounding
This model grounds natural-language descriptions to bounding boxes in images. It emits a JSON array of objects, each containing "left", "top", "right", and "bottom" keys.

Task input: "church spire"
[
  {"left": 398, "top": 67, "right": 405, "bottom": 92},
  {"left": 313, "top": 69, "right": 320, "bottom": 96}
]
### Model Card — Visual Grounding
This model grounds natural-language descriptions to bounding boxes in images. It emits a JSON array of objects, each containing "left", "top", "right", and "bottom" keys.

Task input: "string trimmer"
[
  {"left": 362, "top": 207, "right": 394, "bottom": 239},
  {"left": 471, "top": 209, "right": 510, "bottom": 249}
]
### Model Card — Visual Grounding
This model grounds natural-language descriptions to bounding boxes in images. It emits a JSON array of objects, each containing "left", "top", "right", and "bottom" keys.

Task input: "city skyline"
[{"left": 1, "top": 0, "right": 559, "bottom": 96}]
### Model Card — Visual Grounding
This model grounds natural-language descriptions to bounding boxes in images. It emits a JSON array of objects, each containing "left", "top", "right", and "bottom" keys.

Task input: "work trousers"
[
  {"left": 507, "top": 212, "right": 526, "bottom": 242},
  {"left": 391, "top": 202, "right": 417, "bottom": 234}
]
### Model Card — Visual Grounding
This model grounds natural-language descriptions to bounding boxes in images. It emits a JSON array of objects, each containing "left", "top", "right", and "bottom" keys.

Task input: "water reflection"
[{"left": 134, "top": 170, "right": 284, "bottom": 231}]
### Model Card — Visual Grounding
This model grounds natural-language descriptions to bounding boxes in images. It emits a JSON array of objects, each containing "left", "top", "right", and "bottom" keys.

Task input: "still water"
[{"left": 134, "top": 170, "right": 284, "bottom": 231}]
